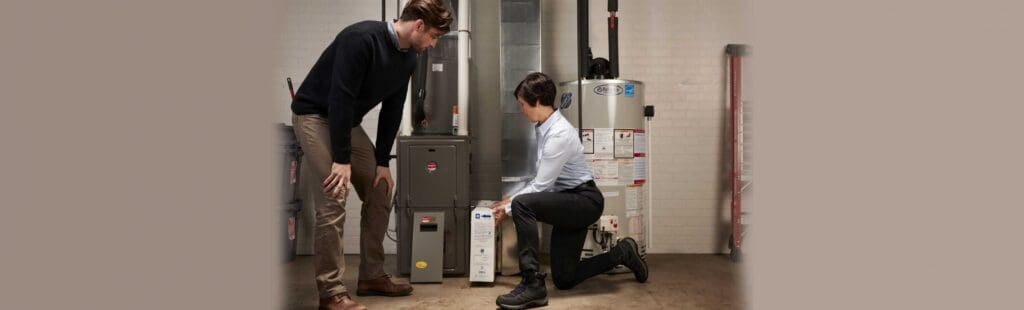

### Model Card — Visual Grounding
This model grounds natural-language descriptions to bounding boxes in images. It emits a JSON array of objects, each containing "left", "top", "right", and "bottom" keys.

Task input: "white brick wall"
[{"left": 542, "top": 0, "right": 749, "bottom": 253}]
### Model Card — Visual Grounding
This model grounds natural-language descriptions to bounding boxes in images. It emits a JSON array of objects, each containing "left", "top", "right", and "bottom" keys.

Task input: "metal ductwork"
[{"left": 499, "top": 0, "right": 542, "bottom": 195}]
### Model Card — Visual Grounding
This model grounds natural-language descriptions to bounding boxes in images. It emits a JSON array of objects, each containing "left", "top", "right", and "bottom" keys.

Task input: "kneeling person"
[{"left": 491, "top": 72, "right": 649, "bottom": 309}]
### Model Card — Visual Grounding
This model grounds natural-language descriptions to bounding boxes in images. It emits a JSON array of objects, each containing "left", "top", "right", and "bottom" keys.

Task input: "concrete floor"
[{"left": 284, "top": 254, "right": 744, "bottom": 309}]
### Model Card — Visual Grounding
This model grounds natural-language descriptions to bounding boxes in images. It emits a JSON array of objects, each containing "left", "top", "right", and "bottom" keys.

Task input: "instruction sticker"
[
  {"left": 625, "top": 186, "right": 640, "bottom": 211},
  {"left": 633, "top": 129, "right": 646, "bottom": 155},
  {"left": 614, "top": 129, "right": 634, "bottom": 158},
  {"left": 590, "top": 159, "right": 618, "bottom": 185},
  {"left": 633, "top": 154, "right": 647, "bottom": 184},
  {"left": 593, "top": 128, "right": 614, "bottom": 158},
  {"left": 581, "top": 129, "right": 594, "bottom": 154},
  {"left": 617, "top": 159, "right": 634, "bottom": 186}
]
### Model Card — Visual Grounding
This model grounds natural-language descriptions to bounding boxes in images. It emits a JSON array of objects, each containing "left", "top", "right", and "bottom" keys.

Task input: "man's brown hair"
[{"left": 400, "top": 0, "right": 454, "bottom": 33}]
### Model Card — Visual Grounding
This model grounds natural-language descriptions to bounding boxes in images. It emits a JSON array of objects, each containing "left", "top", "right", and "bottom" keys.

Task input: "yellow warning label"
[{"left": 415, "top": 261, "right": 428, "bottom": 269}]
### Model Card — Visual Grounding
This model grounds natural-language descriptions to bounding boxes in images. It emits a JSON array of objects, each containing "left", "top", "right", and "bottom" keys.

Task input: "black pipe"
[
  {"left": 578, "top": 0, "right": 589, "bottom": 81},
  {"left": 382, "top": 0, "right": 386, "bottom": 21},
  {"left": 577, "top": 0, "right": 588, "bottom": 138},
  {"left": 608, "top": 0, "right": 618, "bottom": 79}
]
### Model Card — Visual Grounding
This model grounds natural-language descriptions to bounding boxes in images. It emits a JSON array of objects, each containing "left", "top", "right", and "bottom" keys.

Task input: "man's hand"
[
  {"left": 323, "top": 163, "right": 351, "bottom": 199},
  {"left": 373, "top": 166, "right": 395, "bottom": 195}
]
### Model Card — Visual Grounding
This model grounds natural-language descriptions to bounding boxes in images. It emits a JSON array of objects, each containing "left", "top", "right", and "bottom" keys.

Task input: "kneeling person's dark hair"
[{"left": 514, "top": 72, "right": 557, "bottom": 108}]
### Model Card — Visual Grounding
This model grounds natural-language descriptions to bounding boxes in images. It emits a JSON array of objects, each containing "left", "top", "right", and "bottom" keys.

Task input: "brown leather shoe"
[
  {"left": 356, "top": 274, "right": 414, "bottom": 297},
  {"left": 318, "top": 293, "right": 365, "bottom": 310}
]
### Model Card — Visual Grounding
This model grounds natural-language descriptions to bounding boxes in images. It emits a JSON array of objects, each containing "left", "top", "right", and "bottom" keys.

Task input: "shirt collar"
[
  {"left": 536, "top": 110, "right": 561, "bottom": 136},
  {"left": 387, "top": 20, "right": 407, "bottom": 52}
]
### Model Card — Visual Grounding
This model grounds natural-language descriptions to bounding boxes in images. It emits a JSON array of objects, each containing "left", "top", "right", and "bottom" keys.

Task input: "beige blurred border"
[
  {"left": 748, "top": 0, "right": 1024, "bottom": 309},
  {"left": 3, "top": 0, "right": 1024, "bottom": 309},
  {"left": 1, "top": 0, "right": 285, "bottom": 309}
]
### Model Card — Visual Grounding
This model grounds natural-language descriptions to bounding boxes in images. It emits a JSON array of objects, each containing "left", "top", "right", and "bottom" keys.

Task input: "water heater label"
[
  {"left": 633, "top": 129, "right": 647, "bottom": 184},
  {"left": 614, "top": 129, "right": 634, "bottom": 158},
  {"left": 593, "top": 128, "right": 615, "bottom": 158},
  {"left": 625, "top": 83, "right": 636, "bottom": 97},
  {"left": 633, "top": 154, "right": 647, "bottom": 184},
  {"left": 581, "top": 129, "right": 594, "bottom": 154},
  {"left": 593, "top": 84, "right": 624, "bottom": 96},
  {"left": 633, "top": 129, "right": 646, "bottom": 155}
]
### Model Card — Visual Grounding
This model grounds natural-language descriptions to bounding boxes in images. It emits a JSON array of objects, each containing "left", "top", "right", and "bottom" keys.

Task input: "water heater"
[{"left": 558, "top": 79, "right": 649, "bottom": 259}]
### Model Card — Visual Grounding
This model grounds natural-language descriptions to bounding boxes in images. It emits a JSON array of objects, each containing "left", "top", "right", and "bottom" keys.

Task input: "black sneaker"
[
  {"left": 617, "top": 237, "right": 649, "bottom": 283},
  {"left": 496, "top": 272, "right": 548, "bottom": 309}
]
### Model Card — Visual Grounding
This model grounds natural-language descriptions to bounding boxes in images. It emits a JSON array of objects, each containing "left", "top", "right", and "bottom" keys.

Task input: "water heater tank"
[{"left": 558, "top": 79, "right": 648, "bottom": 256}]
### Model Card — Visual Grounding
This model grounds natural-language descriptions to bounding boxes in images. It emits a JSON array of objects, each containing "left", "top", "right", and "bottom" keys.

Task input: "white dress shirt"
[{"left": 506, "top": 110, "right": 594, "bottom": 214}]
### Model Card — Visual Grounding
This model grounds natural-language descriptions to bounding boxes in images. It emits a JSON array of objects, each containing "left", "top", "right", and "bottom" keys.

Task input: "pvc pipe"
[
  {"left": 400, "top": 79, "right": 413, "bottom": 136},
  {"left": 645, "top": 115, "right": 654, "bottom": 253},
  {"left": 457, "top": 0, "right": 470, "bottom": 136},
  {"left": 397, "top": 0, "right": 413, "bottom": 136}
]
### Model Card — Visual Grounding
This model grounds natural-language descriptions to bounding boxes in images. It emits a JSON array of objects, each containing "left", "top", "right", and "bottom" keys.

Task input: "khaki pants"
[{"left": 292, "top": 113, "right": 392, "bottom": 298}]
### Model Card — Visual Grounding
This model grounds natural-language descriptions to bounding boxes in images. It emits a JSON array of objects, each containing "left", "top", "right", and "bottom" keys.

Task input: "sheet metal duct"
[
  {"left": 499, "top": 0, "right": 541, "bottom": 196},
  {"left": 498, "top": 0, "right": 542, "bottom": 275}
]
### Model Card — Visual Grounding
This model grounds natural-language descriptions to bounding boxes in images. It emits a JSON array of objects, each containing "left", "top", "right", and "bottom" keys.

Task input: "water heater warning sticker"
[
  {"left": 633, "top": 129, "right": 647, "bottom": 184},
  {"left": 633, "top": 129, "right": 646, "bottom": 155},
  {"left": 590, "top": 159, "right": 619, "bottom": 186},
  {"left": 581, "top": 129, "right": 594, "bottom": 154},
  {"left": 633, "top": 154, "right": 647, "bottom": 184},
  {"left": 614, "top": 129, "right": 634, "bottom": 158},
  {"left": 594, "top": 128, "right": 614, "bottom": 158}
]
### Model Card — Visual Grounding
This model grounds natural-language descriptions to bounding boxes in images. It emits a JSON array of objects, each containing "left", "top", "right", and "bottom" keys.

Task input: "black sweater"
[{"left": 291, "top": 21, "right": 416, "bottom": 167}]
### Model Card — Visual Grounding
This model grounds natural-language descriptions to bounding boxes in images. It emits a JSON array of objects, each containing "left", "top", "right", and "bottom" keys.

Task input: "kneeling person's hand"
[{"left": 491, "top": 203, "right": 508, "bottom": 227}]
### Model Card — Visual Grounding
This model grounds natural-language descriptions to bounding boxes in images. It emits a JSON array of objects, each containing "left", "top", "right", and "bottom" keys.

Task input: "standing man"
[
  {"left": 290, "top": 1, "right": 452, "bottom": 309},
  {"left": 491, "top": 73, "right": 649, "bottom": 309}
]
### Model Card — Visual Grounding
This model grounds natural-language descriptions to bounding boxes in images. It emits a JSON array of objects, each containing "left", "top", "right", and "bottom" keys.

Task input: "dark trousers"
[{"left": 511, "top": 181, "right": 620, "bottom": 290}]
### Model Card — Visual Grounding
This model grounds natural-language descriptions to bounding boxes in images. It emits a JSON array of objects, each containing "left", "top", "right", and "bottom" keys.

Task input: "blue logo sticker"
[
  {"left": 482, "top": 214, "right": 492, "bottom": 218},
  {"left": 475, "top": 214, "right": 480, "bottom": 219},
  {"left": 559, "top": 92, "right": 573, "bottom": 109},
  {"left": 625, "top": 84, "right": 635, "bottom": 97}
]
